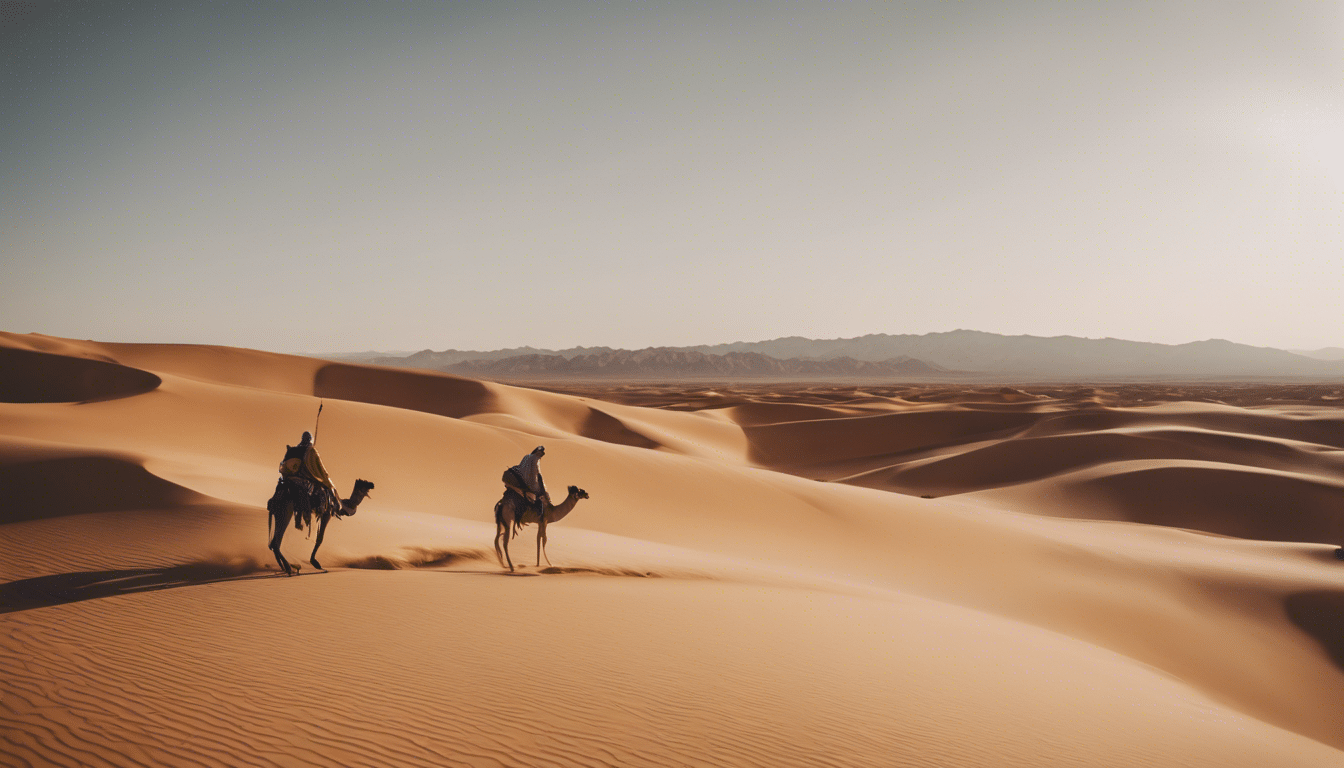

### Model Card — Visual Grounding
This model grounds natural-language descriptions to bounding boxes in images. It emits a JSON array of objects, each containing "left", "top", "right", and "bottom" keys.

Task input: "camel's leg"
[
  {"left": 492, "top": 512, "right": 504, "bottom": 567},
  {"left": 269, "top": 505, "right": 296, "bottom": 575},
  {"left": 536, "top": 517, "right": 550, "bottom": 567},
  {"left": 495, "top": 498, "right": 515, "bottom": 571},
  {"left": 501, "top": 520, "right": 516, "bottom": 573},
  {"left": 309, "top": 512, "right": 332, "bottom": 570},
  {"left": 494, "top": 523, "right": 514, "bottom": 572}
]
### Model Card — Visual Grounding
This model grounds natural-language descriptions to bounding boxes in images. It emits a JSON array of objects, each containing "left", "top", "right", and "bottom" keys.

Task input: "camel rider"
[
  {"left": 279, "top": 431, "right": 339, "bottom": 516},
  {"left": 503, "top": 446, "right": 549, "bottom": 514}
]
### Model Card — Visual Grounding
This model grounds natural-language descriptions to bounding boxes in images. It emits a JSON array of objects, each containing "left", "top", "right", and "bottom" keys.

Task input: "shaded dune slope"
[
  {"left": 315, "top": 362, "right": 496, "bottom": 418},
  {"left": 0, "top": 438, "right": 212, "bottom": 524},
  {"left": 1020, "top": 405, "right": 1344, "bottom": 450},
  {"left": 743, "top": 408, "right": 1040, "bottom": 470},
  {"left": 0, "top": 347, "right": 161, "bottom": 404},
  {"left": 1286, "top": 591, "right": 1344, "bottom": 672},
  {"left": 0, "top": 455, "right": 208, "bottom": 524}
]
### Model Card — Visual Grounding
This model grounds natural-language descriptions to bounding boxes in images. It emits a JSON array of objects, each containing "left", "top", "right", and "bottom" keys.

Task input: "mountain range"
[
  {"left": 336, "top": 330, "right": 1344, "bottom": 381},
  {"left": 441, "top": 349, "right": 950, "bottom": 379}
]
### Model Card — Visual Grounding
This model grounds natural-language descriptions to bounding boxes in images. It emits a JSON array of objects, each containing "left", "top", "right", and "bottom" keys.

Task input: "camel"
[
  {"left": 494, "top": 484, "right": 589, "bottom": 572},
  {"left": 267, "top": 479, "right": 374, "bottom": 575}
]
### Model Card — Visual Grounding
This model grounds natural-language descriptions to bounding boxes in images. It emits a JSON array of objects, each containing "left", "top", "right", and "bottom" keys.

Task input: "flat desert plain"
[{"left": 4, "top": 332, "right": 1344, "bottom": 767}]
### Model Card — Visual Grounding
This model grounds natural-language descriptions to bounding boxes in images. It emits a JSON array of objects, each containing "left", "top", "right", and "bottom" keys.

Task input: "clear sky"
[{"left": 3, "top": 1, "right": 1341, "bottom": 354}]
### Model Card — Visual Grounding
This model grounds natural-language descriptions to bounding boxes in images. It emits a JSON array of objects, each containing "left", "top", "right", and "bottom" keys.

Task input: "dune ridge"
[{"left": 3, "top": 334, "right": 1344, "bottom": 766}]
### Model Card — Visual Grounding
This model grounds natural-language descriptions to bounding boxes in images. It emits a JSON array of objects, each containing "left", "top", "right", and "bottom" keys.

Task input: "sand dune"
[
  {"left": 845, "top": 428, "right": 1344, "bottom": 495},
  {"left": 978, "top": 461, "right": 1344, "bottom": 542},
  {"left": 4, "top": 333, "right": 1344, "bottom": 766},
  {"left": 741, "top": 408, "right": 1041, "bottom": 472}
]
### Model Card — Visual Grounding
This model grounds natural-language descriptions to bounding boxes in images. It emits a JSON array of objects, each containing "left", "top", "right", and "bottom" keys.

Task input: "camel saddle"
[
  {"left": 268, "top": 476, "right": 336, "bottom": 531},
  {"left": 502, "top": 468, "right": 544, "bottom": 520}
]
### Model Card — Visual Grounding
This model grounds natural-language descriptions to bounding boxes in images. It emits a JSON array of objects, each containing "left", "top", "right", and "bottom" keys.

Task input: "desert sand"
[{"left": 4, "top": 332, "right": 1344, "bottom": 767}]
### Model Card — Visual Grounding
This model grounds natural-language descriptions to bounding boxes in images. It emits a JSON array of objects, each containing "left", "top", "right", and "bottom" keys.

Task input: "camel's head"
[
  {"left": 342, "top": 479, "right": 375, "bottom": 515},
  {"left": 568, "top": 485, "right": 589, "bottom": 500}
]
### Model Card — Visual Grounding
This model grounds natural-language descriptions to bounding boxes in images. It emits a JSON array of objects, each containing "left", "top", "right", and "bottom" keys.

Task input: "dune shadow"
[
  {"left": 314, "top": 363, "right": 495, "bottom": 419},
  {"left": 578, "top": 407, "right": 663, "bottom": 449},
  {"left": 743, "top": 408, "right": 1039, "bottom": 471},
  {"left": 1284, "top": 590, "right": 1344, "bottom": 672},
  {"left": 0, "top": 558, "right": 269, "bottom": 614},
  {"left": 0, "top": 347, "right": 161, "bottom": 404},
  {"left": 0, "top": 455, "right": 211, "bottom": 524}
]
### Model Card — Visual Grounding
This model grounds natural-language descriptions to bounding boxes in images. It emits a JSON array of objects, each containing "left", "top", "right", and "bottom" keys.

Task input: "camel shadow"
[
  {"left": 434, "top": 566, "right": 658, "bottom": 578},
  {"left": 0, "top": 559, "right": 276, "bottom": 614}
]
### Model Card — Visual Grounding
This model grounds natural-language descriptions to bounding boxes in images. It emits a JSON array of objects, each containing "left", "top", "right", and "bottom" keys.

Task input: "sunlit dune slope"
[{"left": 3, "top": 332, "right": 1344, "bottom": 767}]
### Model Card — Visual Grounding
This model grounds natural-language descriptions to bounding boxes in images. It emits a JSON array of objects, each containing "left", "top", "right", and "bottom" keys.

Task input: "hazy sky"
[{"left": 3, "top": 1, "right": 1341, "bottom": 353}]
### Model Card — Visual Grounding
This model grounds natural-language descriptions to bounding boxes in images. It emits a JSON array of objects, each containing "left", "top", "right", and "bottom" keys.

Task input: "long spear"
[{"left": 313, "top": 402, "right": 324, "bottom": 444}]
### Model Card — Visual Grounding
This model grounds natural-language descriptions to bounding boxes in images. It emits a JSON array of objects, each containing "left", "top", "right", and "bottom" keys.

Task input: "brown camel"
[
  {"left": 494, "top": 484, "right": 589, "bottom": 572},
  {"left": 268, "top": 479, "right": 374, "bottom": 575}
]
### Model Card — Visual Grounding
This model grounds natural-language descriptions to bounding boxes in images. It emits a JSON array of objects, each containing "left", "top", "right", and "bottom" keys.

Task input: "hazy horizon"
[{"left": 4, "top": 2, "right": 1342, "bottom": 354}]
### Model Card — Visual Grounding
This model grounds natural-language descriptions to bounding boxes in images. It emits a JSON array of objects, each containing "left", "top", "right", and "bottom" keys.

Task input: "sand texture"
[{"left": 4, "top": 332, "right": 1344, "bottom": 767}]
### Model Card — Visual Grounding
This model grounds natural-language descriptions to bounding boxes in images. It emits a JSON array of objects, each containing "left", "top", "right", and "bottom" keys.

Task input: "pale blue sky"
[{"left": 3, "top": 1, "right": 1341, "bottom": 353}]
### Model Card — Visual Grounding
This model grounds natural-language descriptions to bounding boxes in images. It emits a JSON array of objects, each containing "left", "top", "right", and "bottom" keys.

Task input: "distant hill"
[
  {"left": 442, "top": 348, "right": 951, "bottom": 380},
  {"left": 339, "top": 330, "right": 1344, "bottom": 381},
  {"left": 360, "top": 346, "right": 618, "bottom": 368},
  {"left": 1291, "top": 347, "right": 1344, "bottom": 362}
]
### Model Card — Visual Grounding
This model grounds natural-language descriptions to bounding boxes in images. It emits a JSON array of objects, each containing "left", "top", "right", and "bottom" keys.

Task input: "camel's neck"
[
  {"left": 546, "top": 492, "right": 581, "bottom": 523},
  {"left": 342, "top": 486, "right": 370, "bottom": 512}
]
